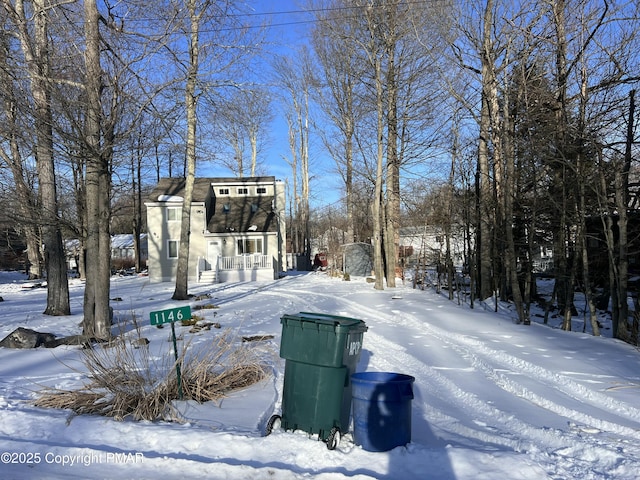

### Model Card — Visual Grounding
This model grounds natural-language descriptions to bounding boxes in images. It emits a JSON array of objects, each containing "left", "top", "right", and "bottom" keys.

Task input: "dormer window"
[
  {"left": 237, "top": 187, "right": 248, "bottom": 195},
  {"left": 257, "top": 187, "right": 267, "bottom": 194},
  {"left": 219, "top": 188, "right": 229, "bottom": 195}
]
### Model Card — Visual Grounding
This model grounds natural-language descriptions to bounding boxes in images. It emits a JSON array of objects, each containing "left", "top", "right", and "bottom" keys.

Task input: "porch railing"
[{"left": 219, "top": 255, "right": 272, "bottom": 271}]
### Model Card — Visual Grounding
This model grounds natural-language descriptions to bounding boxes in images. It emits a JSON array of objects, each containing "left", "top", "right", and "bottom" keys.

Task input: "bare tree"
[
  {"left": 274, "top": 50, "right": 313, "bottom": 271},
  {"left": 216, "top": 88, "right": 272, "bottom": 177},
  {"left": 167, "top": 0, "right": 262, "bottom": 296},
  {"left": 311, "top": 0, "right": 365, "bottom": 244},
  {"left": 81, "top": 0, "right": 111, "bottom": 337},
  {"left": 310, "top": 1, "right": 441, "bottom": 287},
  {"left": 0, "top": 21, "right": 42, "bottom": 279},
  {"left": 172, "top": 0, "right": 204, "bottom": 300},
  {"left": 612, "top": 89, "right": 635, "bottom": 337},
  {"left": 2, "top": 0, "right": 70, "bottom": 315},
  {"left": 356, "top": 3, "right": 386, "bottom": 289}
]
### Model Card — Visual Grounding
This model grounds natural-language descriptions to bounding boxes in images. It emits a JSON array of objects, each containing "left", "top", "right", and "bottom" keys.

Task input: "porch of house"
[{"left": 197, "top": 255, "right": 274, "bottom": 283}]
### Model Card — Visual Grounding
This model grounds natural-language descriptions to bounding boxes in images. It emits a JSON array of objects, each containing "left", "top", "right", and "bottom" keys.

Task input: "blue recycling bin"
[{"left": 351, "top": 372, "right": 415, "bottom": 452}]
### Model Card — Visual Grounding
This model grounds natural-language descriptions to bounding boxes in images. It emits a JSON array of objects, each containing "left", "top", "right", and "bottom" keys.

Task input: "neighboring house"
[
  {"left": 531, "top": 244, "right": 553, "bottom": 274},
  {"left": 65, "top": 235, "right": 148, "bottom": 272},
  {"left": 111, "top": 234, "right": 148, "bottom": 267},
  {"left": 399, "top": 226, "right": 466, "bottom": 268},
  {"left": 312, "top": 227, "right": 350, "bottom": 256},
  {"left": 400, "top": 225, "right": 554, "bottom": 275},
  {"left": 144, "top": 176, "right": 286, "bottom": 283}
]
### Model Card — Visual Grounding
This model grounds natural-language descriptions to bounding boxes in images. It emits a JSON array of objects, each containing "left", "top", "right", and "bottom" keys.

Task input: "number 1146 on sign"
[{"left": 150, "top": 306, "right": 191, "bottom": 326}]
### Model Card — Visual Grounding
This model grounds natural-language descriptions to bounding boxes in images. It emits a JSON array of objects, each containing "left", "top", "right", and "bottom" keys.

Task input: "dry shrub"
[
  {"left": 193, "top": 303, "right": 219, "bottom": 310},
  {"left": 33, "top": 324, "right": 273, "bottom": 422},
  {"left": 178, "top": 330, "right": 271, "bottom": 403}
]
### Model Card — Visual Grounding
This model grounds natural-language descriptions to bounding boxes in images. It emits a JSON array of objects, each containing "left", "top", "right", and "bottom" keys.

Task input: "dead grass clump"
[
  {"left": 33, "top": 390, "right": 107, "bottom": 413},
  {"left": 177, "top": 330, "right": 271, "bottom": 403},
  {"left": 33, "top": 327, "right": 273, "bottom": 422},
  {"left": 193, "top": 303, "right": 219, "bottom": 311}
]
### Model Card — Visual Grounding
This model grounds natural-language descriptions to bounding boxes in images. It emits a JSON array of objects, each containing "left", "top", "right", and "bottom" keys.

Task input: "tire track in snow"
[
  {"left": 258, "top": 288, "right": 538, "bottom": 452},
  {"left": 356, "top": 292, "right": 638, "bottom": 431},
  {"left": 258, "top": 289, "right": 557, "bottom": 441},
  {"left": 259, "top": 286, "right": 640, "bottom": 474},
  {"left": 431, "top": 326, "right": 640, "bottom": 433},
  {"left": 329, "top": 293, "right": 640, "bottom": 477}
]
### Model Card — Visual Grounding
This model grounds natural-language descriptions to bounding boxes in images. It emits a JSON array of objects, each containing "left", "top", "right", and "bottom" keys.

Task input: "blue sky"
[{"left": 196, "top": 1, "right": 345, "bottom": 209}]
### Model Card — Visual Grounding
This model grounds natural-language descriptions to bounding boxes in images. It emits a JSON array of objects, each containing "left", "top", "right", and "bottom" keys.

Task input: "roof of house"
[
  {"left": 65, "top": 234, "right": 148, "bottom": 253},
  {"left": 146, "top": 177, "right": 198, "bottom": 203},
  {"left": 146, "top": 176, "right": 276, "bottom": 204},
  {"left": 208, "top": 194, "right": 276, "bottom": 234},
  {"left": 146, "top": 177, "right": 277, "bottom": 234},
  {"left": 111, "top": 233, "right": 148, "bottom": 249}
]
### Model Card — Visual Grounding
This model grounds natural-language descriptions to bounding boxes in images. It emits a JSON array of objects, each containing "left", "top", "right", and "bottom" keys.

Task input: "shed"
[{"left": 342, "top": 242, "right": 373, "bottom": 277}]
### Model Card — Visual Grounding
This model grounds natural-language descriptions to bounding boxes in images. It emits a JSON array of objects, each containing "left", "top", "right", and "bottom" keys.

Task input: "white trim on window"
[
  {"left": 167, "top": 207, "right": 180, "bottom": 222},
  {"left": 236, "top": 237, "right": 263, "bottom": 255},
  {"left": 167, "top": 240, "right": 179, "bottom": 259}
]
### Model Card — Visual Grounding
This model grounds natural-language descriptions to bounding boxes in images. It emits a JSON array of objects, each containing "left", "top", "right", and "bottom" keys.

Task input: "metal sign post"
[{"left": 150, "top": 306, "right": 191, "bottom": 400}]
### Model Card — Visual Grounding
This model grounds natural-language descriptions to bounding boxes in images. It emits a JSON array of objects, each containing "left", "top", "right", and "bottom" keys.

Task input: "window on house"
[
  {"left": 237, "top": 187, "right": 249, "bottom": 195},
  {"left": 222, "top": 203, "right": 230, "bottom": 213},
  {"left": 168, "top": 240, "right": 179, "bottom": 259},
  {"left": 257, "top": 187, "right": 267, "bottom": 194},
  {"left": 219, "top": 188, "right": 229, "bottom": 195},
  {"left": 237, "top": 238, "right": 263, "bottom": 255},
  {"left": 167, "top": 207, "right": 180, "bottom": 222}
]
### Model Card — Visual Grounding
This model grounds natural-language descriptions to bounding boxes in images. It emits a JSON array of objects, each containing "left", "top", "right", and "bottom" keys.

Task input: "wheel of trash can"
[
  {"left": 265, "top": 415, "right": 281, "bottom": 436},
  {"left": 326, "top": 427, "right": 341, "bottom": 450}
]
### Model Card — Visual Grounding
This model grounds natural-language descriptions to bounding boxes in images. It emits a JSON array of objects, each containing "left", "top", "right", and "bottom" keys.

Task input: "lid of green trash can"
[{"left": 281, "top": 312, "right": 367, "bottom": 332}]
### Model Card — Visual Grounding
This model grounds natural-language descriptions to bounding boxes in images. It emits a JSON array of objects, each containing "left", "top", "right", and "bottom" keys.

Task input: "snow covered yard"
[{"left": 0, "top": 271, "right": 639, "bottom": 479}]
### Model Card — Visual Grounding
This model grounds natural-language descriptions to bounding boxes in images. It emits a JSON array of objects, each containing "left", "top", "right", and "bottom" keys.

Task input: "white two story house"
[{"left": 145, "top": 176, "right": 286, "bottom": 283}]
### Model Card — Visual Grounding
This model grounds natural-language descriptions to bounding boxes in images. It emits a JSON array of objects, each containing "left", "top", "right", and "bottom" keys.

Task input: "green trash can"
[{"left": 266, "top": 312, "right": 367, "bottom": 449}]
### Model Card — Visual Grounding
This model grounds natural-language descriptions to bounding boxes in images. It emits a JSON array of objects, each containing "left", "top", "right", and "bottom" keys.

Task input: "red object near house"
[{"left": 314, "top": 253, "right": 328, "bottom": 270}]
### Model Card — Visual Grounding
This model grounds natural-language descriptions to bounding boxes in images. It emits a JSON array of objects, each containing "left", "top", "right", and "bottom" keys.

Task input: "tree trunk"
[
  {"left": 310, "top": 16, "right": 358, "bottom": 243},
  {"left": 345, "top": 116, "right": 354, "bottom": 242},
  {"left": 134, "top": 141, "right": 143, "bottom": 273},
  {"left": 372, "top": 50, "right": 385, "bottom": 291},
  {"left": 173, "top": 0, "right": 200, "bottom": 300},
  {"left": 612, "top": 89, "right": 635, "bottom": 338},
  {"left": 300, "top": 87, "right": 311, "bottom": 272},
  {"left": 72, "top": 156, "right": 87, "bottom": 279},
  {"left": 477, "top": 0, "right": 495, "bottom": 300},
  {"left": 550, "top": 0, "right": 574, "bottom": 322},
  {"left": 576, "top": 60, "right": 599, "bottom": 336},
  {"left": 562, "top": 230, "right": 578, "bottom": 331},
  {"left": 82, "top": 0, "right": 111, "bottom": 339},
  {"left": 598, "top": 148, "right": 619, "bottom": 335},
  {"left": 15, "top": 0, "right": 70, "bottom": 315},
  {"left": 383, "top": 10, "right": 399, "bottom": 289},
  {"left": 285, "top": 114, "right": 300, "bottom": 255},
  {"left": 0, "top": 26, "right": 42, "bottom": 280},
  {"left": 503, "top": 94, "right": 526, "bottom": 324},
  {"left": 249, "top": 128, "right": 257, "bottom": 177}
]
